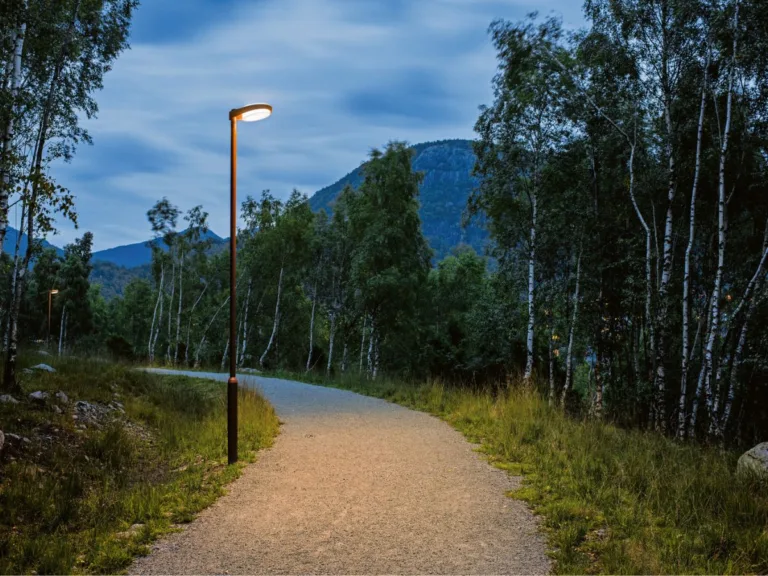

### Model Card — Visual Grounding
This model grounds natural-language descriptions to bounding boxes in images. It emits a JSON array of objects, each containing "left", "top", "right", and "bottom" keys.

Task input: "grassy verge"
[
  {"left": 0, "top": 356, "right": 279, "bottom": 574},
  {"left": 266, "top": 369, "right": 768, "bottom": 575}
]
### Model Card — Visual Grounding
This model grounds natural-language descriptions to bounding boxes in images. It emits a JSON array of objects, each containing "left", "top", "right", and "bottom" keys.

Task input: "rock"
[
  {"left": 55, "top": 391, "right": 69, "bottom": 404},
  {"left": 52, "top": 405, "right": 62, "bottom": 414},
  {"left": 737, "top": 442, "right": 768, "bottom": 480},
  {"left": 22, "top": 436, "right": 30, "bottom": 444},
  {"left": 22, "top": 368, "right": 33, "bottom": 375},
  {"left": 38, "top": 350, "right": 50, "bottom": 356},
  {"left": 6, "top": 433, "right": 21, "bottom": 442},
  {"left": 0, "top": 430, "right": 4, "bottom": 452},
  {"left": 31, "top": 363, "right": 56, "bottom": 372},
  {"left": 0, "top": 394, "right": 19, "bottom": 404},
  {"left": 29, "top": 391, "right": 49, "bottom": 403}
]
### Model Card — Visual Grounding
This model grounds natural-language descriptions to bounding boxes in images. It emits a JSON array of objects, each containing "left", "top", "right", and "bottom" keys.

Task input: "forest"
[{"left": 1, "top": 0, "right": 767, "bottom": 452}]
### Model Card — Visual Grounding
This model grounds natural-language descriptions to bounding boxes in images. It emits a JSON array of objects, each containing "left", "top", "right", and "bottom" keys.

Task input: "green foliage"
[{"left": 0, "top": 357, "right": 279, "bottom": 574}]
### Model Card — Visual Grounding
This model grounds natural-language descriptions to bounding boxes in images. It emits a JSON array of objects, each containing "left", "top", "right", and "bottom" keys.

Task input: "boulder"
[
  {"left": 737, "top": 442, "right": 768, "bottom": 481},
  {"left": 31, "top": 363, "right": 56, "bottom": 373},
  {"left": 52, "top": 405, "right": 62, "bottom": 414},
  {"left": 0, "top": 394, "right": 19, "bottom": 404},
  {"left": 0, "top": 430, "right": 4, "bottom": 452},
  {"left": 29, "top": 391, "right": 49, "bottom": 403},
  {"left": 55, "top": 391, "right": 69, "bottom": 404}
]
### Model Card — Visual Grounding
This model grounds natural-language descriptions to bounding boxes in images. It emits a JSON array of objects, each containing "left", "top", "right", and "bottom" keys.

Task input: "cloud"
[{"left": 51, "top": 0, "right": 583, "bottom": 251}]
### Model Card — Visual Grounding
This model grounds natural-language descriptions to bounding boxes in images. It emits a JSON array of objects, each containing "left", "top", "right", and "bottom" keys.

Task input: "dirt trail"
[{"left": 130, "top": 370, "right": 550, "bottom": 575}]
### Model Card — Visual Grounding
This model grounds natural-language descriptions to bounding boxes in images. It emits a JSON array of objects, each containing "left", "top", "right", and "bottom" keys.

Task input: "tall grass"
[
  {"left": 271, "top": 370, "right": 768, "bottom": 575},
  {"left": 0, "top": 357, "right": 279, "bottom": 574}
]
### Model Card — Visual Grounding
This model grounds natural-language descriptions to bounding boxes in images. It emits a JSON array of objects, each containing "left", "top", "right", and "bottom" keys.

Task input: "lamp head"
[
  {"left": 50, "top": 289, "right": 59, "bottom": 294},
  {"left": 229, "top": 103, "right": 272, "bottom": 122}
]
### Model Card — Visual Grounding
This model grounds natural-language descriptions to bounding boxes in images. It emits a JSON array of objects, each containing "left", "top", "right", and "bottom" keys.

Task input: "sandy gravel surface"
[{"left": 130, "top": 370, "right": 550, "bottom": 575}]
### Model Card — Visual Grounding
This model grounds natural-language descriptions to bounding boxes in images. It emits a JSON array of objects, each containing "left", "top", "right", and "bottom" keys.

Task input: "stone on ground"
[
  {"left": 31, "top": 363, "right": 56, "bottom": 372},
  {"left": 737, "top": 442, "right": 768, "bottom": 480}
]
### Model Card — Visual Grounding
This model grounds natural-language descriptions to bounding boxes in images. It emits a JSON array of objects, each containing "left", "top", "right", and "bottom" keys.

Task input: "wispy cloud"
[{"left": 52, "top": 0, "right": 582, "bottom": 251}]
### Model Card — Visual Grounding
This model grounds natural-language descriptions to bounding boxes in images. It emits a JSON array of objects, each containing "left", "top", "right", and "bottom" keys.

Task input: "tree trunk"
[
  {"left": 359, "top": 315, "right": 367, "bottom": 373},
  {"left": 195, "top": 293, "right": 230, "bottom": 368},
  {"left": 523, "top": 192, "right": 537, "bottom": 383},
  {"left": 562, "top": 247, "right": 582, "bottom": 406},
  {"left": 185, "top": 282, "right": 208, "bottom": 366},
  {"left": 678, "top": 56, "right": 710, "bottom": 439},
  {"left": 700, "top": 3, "right": 738, "bottom": 436},
  {"left": 148, "top": 263, "right": 164, "bottom": 363},
  {"left": 221, "top": 338, "right": 229, "bottom": 371},
  {"left": 58, "top": 306, "right": 67, "bottom": 356},
  {"left": 0, "top": 11, "right": 27, "bottom": 256},
  {"left": 260, "top": 266, "right": 284, "bottom": 368},
  {"left": 166, "top": 258, "right": 176, "bottom": 364},
  {"left": 238, "top": 278, "right": 252, "bottom": 367},
  {"left": 341, "top": 340, "right": 348, "bottom": 374},
  {"left": 306, "top": 279, "right": 318, "bottom": 372},
  {"left": 151, "top": 266, "right": 165, "bottom": 362},
  {"left": 367, "top": 318, "right": 375, "bottom": 376},
  {"left": 327, "top": 311, "right": 336, "bottom": 375},
  {"left": 173, "top": 251, "right": 183, "bottom": 364},
  {"left": 548, "top": 324, "right": 555, "bottom": 406},
  {"left": 3, "top": 0, "right": 82, "bottom": 389}
]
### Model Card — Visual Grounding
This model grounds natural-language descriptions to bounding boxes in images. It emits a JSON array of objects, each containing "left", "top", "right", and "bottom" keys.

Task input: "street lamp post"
[
  {"left": 227, "top": 102, "right": 272, "bottom": 465},
  {"left": 47, "top": 289, "right": 59, "bottom": 347}
]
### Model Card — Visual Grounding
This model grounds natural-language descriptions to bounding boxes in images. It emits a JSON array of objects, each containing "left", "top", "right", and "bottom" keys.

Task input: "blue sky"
[{"left": 43, "top": 0, "right": 583, "bottom": 251}]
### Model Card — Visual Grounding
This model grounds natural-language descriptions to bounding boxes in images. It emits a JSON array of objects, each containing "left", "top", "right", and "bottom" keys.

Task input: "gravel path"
[{"left": 130, "top": 370, "right": 550, "bottom": 575}]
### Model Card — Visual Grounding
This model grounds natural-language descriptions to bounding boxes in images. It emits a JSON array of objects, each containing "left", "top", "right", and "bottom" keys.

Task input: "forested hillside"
[{"left": 310, "top": 139, "right": 488, "bottom": 259}]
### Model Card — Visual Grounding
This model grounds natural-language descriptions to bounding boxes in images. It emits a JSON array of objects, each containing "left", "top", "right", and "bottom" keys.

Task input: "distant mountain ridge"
[
  {"left": 91, "top": 229, "right": 225, "bottom": 268},
  {"left": 12, "top": 138, "right": 488, "bottom": 299},
  {"left": 309, "top": 138, "right": 488, "bottom": 259}
]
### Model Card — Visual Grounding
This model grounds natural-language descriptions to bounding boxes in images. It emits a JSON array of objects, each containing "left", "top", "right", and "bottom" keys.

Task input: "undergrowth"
[
  {"left": 267, "top": 369, "right": 768, "bottom": 575},
  {"left": 0, "top": 356, "right": 279, "bottom": 574}
]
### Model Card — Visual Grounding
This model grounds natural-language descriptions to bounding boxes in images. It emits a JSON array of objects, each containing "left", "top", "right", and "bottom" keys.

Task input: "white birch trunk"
[
  {"left": 260, "top": 266, "right": 284, "bottom": 368},
  {"left": 523, "top": 192, "right": 537, "bottom": 383},
  {"left": 562, "top": 248, "right": 582, "bottom": 406},
  {"left": 306, "top": 279, "right": 318, "bottom": 372},
  {"left": 58, "top": 306, "right": 66, "bottom": 356},
  {"left": 678, "top": 57, "right": 709, "bottom": 438},
  {"left": 367, "top": 319, "right": 375, "bottom": 376},
  {"left": 238, "top": 278, "right": 252, "bottom": 367},
  {"left": 173, "top": 251, "right": 183, "bottom": 364},
  {"left": 221, "top": 338, "right": 229, "bottom": 371},
  {"left": 721, "top": 290, "right": 761, "bottom": 434},
  {"left": 701, "top": 2, "right": 738, "bottom": 434},
  {"left": 359, "top": 315, "right": 367, "bottom": 373},
  {"left": 0, "top": 11, "right": 27, "bottom": 256},
  {"left": 149, "top": 264, "right": 164, "bottom": 362},
  {"left": 195, "top": 293, "right": 230, "bottom": 368},
  {"left": 327, "top": 311, "right": 336, "bottom": 375},
  {"left": 185, "top": 282, "right": 208, "bottom": 365},
  {"left": 166, "top": 258, "right": 176, "bottom": 364}
]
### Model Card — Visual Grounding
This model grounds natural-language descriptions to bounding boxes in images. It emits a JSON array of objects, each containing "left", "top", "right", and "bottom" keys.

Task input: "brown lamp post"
[
  {"left": 47, "top": 289, "right": 59, "bottom": 347},
  {"left": 227, "top": 102, "right": 272, "bottom": 465}
]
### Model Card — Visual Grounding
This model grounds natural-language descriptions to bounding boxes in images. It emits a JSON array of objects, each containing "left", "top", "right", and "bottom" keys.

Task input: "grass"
[
  {"left": 0, "top": 355, "right": 279, "bottom": 575},
  {"left": 265, "top": 369, "right": 768, "bottom": 575}
]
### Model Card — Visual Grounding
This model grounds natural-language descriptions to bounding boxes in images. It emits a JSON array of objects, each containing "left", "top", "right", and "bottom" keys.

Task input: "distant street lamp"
[
  {"left": 47, "top": 289, "right": 59, "bottom": 346},
  {"left": 227, "top": 102, "right": 272, "bottom": 465}
]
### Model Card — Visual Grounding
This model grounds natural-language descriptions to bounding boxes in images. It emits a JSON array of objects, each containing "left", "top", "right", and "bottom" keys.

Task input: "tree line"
[
  {"left": 0, "top": 0, "right": 136, "bottom": 385},
  {"left": 2, "top": 0, "right": 767, "bottom": 448}
]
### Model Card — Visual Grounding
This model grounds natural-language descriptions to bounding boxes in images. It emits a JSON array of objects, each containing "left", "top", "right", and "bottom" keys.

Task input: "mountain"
[
  {"left": 309, "top": 139, "right": 488, "bottom": 259},
  {"left": 2, "top": 227, "right": 65, "bottom": 258},
  {"left": 92, "top": 228, "right": 225, "bottom": 268}
]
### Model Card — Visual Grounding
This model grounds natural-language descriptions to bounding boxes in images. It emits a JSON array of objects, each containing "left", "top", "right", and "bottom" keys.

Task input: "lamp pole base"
[{"left": 227, "top": 376, "right": 238, "bottom": 464}]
